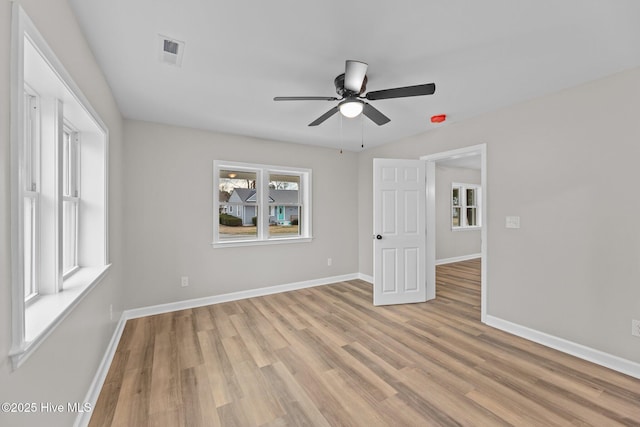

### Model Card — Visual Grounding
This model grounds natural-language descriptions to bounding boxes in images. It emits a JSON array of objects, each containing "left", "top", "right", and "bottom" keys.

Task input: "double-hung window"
[
  {"left": 452, "top": 183, "right": 481, "bottom": 229},
  {"left": 213, "top": 161, "right": 312, "bottom": 247},
  {"left": 22, "top": 88, "right": 40, "bottom": 302},
  {"left": 62, "top": 127, "right": 80, "bottom": 276},
  {"left": 10, "top": 5, "right": 109, "bottom": 369}
]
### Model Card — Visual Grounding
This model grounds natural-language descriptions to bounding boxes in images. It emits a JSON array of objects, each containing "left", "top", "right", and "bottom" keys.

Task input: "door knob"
[{"left": 376, "top": 234, "right": 382, "bottom": 240}]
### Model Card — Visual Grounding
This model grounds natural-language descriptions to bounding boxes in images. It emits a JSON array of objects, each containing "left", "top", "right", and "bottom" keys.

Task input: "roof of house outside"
[{"left": 228, "top": 188, "right": 298, "bottom": 204}]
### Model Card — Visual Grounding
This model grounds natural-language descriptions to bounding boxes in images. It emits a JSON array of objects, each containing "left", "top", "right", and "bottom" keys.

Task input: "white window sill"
[
  {"left": 9, "top": 264, "right": 111, "bottom": 370},
  {"left": 452, "top": 226, "right": 482, "bottom": 232},
  {"left": 212, "top": 236, "right": 313, "bottom": 248}
]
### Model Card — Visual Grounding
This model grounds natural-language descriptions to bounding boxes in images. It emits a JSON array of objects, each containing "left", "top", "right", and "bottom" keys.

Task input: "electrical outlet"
[
  {"left": 327, "top": 258, "right": 332, "bottom": 266},
  {"left": 181, "top": 276, "right": 189, "bottom": 287},
  {"left": 632, "top": 319, "right": 640, "bottom": 338},
  {"left": 109, "top": 304, "right": 113, "bottom": 321}
]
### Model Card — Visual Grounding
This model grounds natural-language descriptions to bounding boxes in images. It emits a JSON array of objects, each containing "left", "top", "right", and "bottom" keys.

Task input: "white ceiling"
[{"left": 68, "top": 0, "right": 640, "bottom": 151}]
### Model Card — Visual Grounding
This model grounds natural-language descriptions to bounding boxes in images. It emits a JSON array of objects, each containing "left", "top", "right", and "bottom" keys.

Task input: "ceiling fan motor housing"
[{"left": 334, "top": 73, "right": 367, "bottom": 97}]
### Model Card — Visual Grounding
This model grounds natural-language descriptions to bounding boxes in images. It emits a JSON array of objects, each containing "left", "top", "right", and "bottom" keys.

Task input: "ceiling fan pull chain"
[
  {"left": 361, "top": 113, "right": 365, "bottom": 149},
  {"left": 340, "top": 114, "right": 344, "bottom": 154}
]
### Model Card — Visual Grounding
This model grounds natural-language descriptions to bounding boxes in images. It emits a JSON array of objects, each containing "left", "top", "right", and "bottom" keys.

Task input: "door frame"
[{"left": 421, "top": 143, "right": 487, "bottom": 322}]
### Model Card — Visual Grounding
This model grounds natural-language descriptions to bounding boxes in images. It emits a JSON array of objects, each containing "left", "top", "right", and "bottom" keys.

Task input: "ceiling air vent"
[{"left": 158, "top": 35, "right": 185, "bottom": 67}]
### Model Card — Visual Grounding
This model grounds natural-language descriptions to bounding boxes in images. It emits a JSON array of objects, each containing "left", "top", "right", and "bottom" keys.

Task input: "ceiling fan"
[{"left": 274, "top": 60, "right": 436, "bottom": 126}]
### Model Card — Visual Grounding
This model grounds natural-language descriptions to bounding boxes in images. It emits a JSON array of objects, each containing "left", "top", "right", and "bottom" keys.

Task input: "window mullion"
[
  {"left": 22, "top": 90, "right": 41, "bottom": 302},
  {"left": 476, "top": 188, "right": 481, "bottom": 226},
  {"left": 213, "top": 167, "right": 220, "bottom": 242},
  {"left": 305, "top": 171, "right": 311, "bottom": 235},
  {"left": 461, "top": 185, "right": 467, "bottom": 227},
  {"left": 61, "top": 126, "right": 80, "bottom": 277},
  {"left": 55, "top": 99, "right": 64, "bottom": 292},
  {"left": 72, "top": 131, "right": 79, "bottom": 197},
  {"left": 259, "top": 169, "right": 268, "bottom": 240}
]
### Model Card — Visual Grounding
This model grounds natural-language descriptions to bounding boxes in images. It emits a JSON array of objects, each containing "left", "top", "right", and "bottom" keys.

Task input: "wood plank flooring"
[{"left": 89, "top": 259, "right": 640, "bottom": 426}]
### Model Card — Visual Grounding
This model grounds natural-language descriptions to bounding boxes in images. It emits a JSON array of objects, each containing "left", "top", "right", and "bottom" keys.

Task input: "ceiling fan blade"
[
  {"left": 344, "top": 60, "right": 368, "bottom": 93},
  {"left": 308, "top": 106, "right": 339, "bottom": 126},
  {"left": 274, "top": 96, "right": 339, "bottom": 101},
  {"left": 363, "top": 103, "right": 391, "bottom": 126},
  {"left": 365, "top": 83, "right": 436, "bottom": 101}
]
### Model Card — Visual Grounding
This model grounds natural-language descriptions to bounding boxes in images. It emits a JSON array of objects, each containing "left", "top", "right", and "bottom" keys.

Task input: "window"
[
  {"left": 452, "top": 183, "right": 481, "bottom": 229},
  {"left": 62, "top": 127, "right": 80, "bottom": 276},
  {"left": 23, "top": 88, "right": 39, "bottom": 302},
  {"left": 10, "top": 6, "right": 109, "bottom": 369},
  {"left": 214, "top": 161, "right": 312, "bottom": 246}
]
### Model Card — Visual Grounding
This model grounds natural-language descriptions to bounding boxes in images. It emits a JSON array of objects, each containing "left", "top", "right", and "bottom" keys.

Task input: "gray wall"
[
  {"left": 122, "top": 120, "right": 359, "bottom": 309},
  {"left": 358, "top": 66, "right": 640, "bottom": 364},
  {"left": 436, "top": 165, "right": 481, "bottom": 262},
  {"left": 0, "top": 1, "right": 125, "bottom": 426}
]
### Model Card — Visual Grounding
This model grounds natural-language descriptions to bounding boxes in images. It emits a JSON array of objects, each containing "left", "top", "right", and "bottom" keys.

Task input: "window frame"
[
  {"left": 22, "top": 86, "right": 40, "bottom": 304},
  {"left": 213, "top": 161, "right": 312, "bottom": 247},
  {"left": 9, "top": 5, "right": 110, "bottom": 370},
  {"left": 451, "top": 182, "right": 482, "bottom": 230},
  {"left": 62, "top": 125, "right": 80, "bottom": 278}
]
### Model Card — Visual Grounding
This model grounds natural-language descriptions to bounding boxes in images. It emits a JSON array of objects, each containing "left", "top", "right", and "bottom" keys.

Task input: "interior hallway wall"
[{"left": 435, "top": 165, "right": 481, "bottom": 262}]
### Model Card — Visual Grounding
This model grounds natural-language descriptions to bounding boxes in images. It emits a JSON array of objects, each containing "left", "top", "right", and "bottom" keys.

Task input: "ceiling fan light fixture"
[{"left": 339, "top": 100, "right": 364, "bottom": 118}]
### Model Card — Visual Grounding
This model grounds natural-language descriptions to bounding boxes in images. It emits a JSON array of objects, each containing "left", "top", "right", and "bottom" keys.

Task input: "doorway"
[{"left": 422, "top": 144, "right": 487, "bottom": 322}]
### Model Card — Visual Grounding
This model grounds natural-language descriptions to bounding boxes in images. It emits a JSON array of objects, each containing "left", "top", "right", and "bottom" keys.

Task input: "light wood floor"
[{"left": 90, "top": 259, "right": 640, "bottom": 426}]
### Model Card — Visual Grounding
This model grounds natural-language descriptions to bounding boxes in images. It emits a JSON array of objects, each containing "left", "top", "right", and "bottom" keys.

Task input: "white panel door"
[{"left": 373, "top": 159, "right": 426, "bottom": 306}]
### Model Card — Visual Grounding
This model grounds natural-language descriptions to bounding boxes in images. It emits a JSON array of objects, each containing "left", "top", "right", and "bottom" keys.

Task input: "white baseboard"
[
  {"left": 124, "top": 273, "right": 360, "bottom": 320},
  {"left": 74, "top": 316, "right": 127, "bottom": 427},
  {"left": 485, "top": 315, "right": 640, "bottom": 380},
  {"left": 358, "top": 273, "right": 373, "bottom": 284},
  {"left": 436, "top": 253, "right": 481, "bottom": 265}
]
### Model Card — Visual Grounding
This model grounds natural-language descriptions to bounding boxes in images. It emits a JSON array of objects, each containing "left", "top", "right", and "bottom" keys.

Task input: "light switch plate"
[{"left": 506, "top": 216, "right": 520, "bottom": 229}]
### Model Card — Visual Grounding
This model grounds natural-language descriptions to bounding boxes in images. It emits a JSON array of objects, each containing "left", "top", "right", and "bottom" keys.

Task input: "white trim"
[
  {"left": 212, "top": 236, "right": 313, "bottom": 249},
  {"left": 485, "top": 315, "right": 640, "bottom": 380},
  {"left": 358, "top": 273, "right": 373, "bottom": 284},
  {"left": 9, "top": 265, "right": 111, "bottom": 369},
  {"left": 214, "top": 160, "right": 312, "bottom": 245},
  {"left": 10, "top": 0, "right": 28, "bottom": 374},
  {"left": 422, "top": 143, "right": 487, "bottom": 322},
  {"left": 123, "top": 273, "right": 360, "bottom": 320},
  {"left": 74, "top": 315, "right": 126, "bottom": 427},
  {"left": 426, "top": 158, "right": 436, "bottom": 300},
  {"left": 436, "top": 253, "right": 482, "bottom": 266},
  {"left": 10, "top": 4, "right": 110, "bottom": 370}
]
